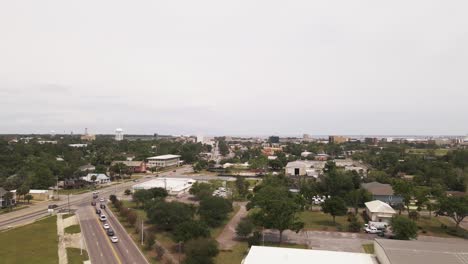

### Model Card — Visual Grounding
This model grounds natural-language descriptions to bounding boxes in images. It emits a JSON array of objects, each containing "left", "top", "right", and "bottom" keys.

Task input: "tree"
[
  {"left": 392, "top": 180, "right": 414, "bottom": 213},
  {"left": 127, "top": 210, "right": 138, "bottom": 227},
  {"left": 250, "top": 185, "right": 304, "bottom": 245},
  {"left": 91, "top": 175, "right": 97, "bottom": 183},
  {"left": 236, "top": 217, "right": 255, "bottom": 238},
  {"left": 25, "top": 194, "right": 33, "bottom": 204},
  {"left": 148, "top": 187, "right": 168, "bottom": 200},
  {"left": 144, "top": 231, "right": 156, "bottom": 250},
  {"left": 235, "top": 177, "right": 249, "bottom": 198},
  {"left": 174, "top": 220, "right": 210, "bottom": 242},
  {"left": 109, "top": 194, "right": 117, "bottom": 204},
  {"left": 198, "top": 197, "right": 233, "bottom": 227},
  {"left": 133, "top": 190, "right": 153, "bottom": 208},
  {"left": 189, "top": 182, "right": 214, "bottom": 200},
  {"left": 184, "top": 238, "right": 219, "bottom": 264},
  {"left": 321, "top": 197, "right": 347, "bottom": 224},
  {"left": 391, "top": 216, "right": 418, "bottom": 240},
  {"left": 346, "top": 189, "right": 372, "bottom": 214},
  {"left": 16, "top": 184, "right": 30, "bottom": 202},
  {"left": 438, "top": 196, "right": 468, "bottom": 230},
  {"left": 146, "top": 201, "right": 194, "bottom": 231}
]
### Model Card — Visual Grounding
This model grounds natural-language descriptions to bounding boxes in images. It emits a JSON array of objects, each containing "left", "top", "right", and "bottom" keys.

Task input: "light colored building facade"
[
  {"left": 147, "top": 154, "right": 181, "bottom": 168},
  {"left": 365, "top": 200, "right": 396, "bottom": 223}
]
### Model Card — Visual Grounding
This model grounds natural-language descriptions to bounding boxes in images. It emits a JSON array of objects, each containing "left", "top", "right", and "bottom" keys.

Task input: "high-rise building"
[{"left": 115, "top": 128, "right": 124, "bottom": 141}]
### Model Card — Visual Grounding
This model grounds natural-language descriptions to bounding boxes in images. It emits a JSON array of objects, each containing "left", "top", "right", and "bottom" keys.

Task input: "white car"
[
  {"left": 100, "top": 215, "right": 107, "bottom": 222},
  {"left": 365, "top": 226, "right": 380, "bottom": 234},
  {"left": 110, "top": 236, "right": 119, "bottom": 243},
  {"left": 99, "top": 198, "right": 105, "bottom": 202},
  {"left": 103, "top": 223, "right": 110, "bottom": 229}
]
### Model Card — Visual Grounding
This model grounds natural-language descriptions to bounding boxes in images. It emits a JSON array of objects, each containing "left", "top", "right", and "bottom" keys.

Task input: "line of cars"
[{"left": 92, "top": 191, "right": 118, "bottom": 243}]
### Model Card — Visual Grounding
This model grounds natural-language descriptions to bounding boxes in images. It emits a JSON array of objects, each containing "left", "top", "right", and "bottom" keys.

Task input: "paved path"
[
  {"left": 216, "top": 202, "right": 248, "bottom": 250},
  {"left": 57, "top": 214, "right": 68, "bottom": 264}
]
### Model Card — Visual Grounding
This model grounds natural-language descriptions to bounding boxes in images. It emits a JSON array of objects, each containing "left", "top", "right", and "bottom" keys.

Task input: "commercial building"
[
  {"left": 242, "top": 246, "right": 375, "bottom": 264},
  {"left": 81, "top": 173, "right": 110, "bottom": 184},
  {"left": 133, "top": 178, "right": 196, "bottom": 196},
  {"left": 362, "top": 182, "right": 403, "bottom": 205},
  {"left": 365, "top": 200, "right": 396, "bottom": 223},
  {"left": 329, "top": 136, "right": 348, "bottom": 144},
  {"left": 146, "top": 154, "right": 181, "bottom": 168},
  {"left": 374, "top": 238, "right": 468, "bottom": 264},
  {"left": 111, "top": 161, "right": 147, "bottom": 173}
]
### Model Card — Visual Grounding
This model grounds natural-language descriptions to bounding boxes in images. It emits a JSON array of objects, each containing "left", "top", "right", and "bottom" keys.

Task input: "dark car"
[
  {"left": 107, "top": 229, "right": 115, "bottom": 236},
  {"left": 96, "top": 208, "right": 101, "bottom": 215},
  {"left": 91, "top": 201, "right": 96, "bottom": 206},
  {"left": 100, "top": 204, "right": 106, "bottom": 209}
]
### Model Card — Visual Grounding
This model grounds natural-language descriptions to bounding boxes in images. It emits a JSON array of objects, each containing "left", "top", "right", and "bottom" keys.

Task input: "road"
[
  {"left": 78, "top": 197, "right": 148, "bottom": 264},
  {"left": 0, "top": 179, "right": 140, "bottom": 230}
]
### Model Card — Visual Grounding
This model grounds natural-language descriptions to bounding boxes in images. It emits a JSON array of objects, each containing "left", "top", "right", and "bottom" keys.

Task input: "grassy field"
[
  {"left": 298, "top": 211, "right": 362, "bottom": 232},
  {"left": 0, "top": 216, "right": 58, "bottom": 264},
  {"left": 62, "top": 213, "right": 75, "bottom": 219},
  {"left": 64, "top": 224, "right": 81, "bottom": 234},
  {"left": 415, "top": 215, "right": 468, "bottom": 238},
  {"left": 67, "top": 248, "right": 89, "bottom": 264},
  {"left": 362, "top": 244, "right": 374, "bottom": 254}
]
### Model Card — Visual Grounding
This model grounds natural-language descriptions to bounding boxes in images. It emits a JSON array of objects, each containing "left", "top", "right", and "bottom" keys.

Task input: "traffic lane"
[
  {"left": 78, "top": 206, "right": 122, "bottom": 264},
  {"left": 104, "top": 205, "right": 148, "bottom": 264}
]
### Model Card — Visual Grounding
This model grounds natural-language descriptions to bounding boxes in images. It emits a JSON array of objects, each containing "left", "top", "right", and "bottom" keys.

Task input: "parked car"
[
  {"left": 103, "top": 223, "right": 110, "bottom": 230},
  {"left": 96, "top": 209, "right": 101, "bottom": 215},
  {"left": 100, "top": 204, "right": 106, "bottom": 209},
  {"left": 110, "top": 236, "right": 119, "bottom": 243},
  {"left": 107, "top": 229, "right": 115, "bottom": 236},
  {"left": 91, "top": 201, "right": 96, "bottom": 206},
  {"left": 93, "top": 194, "right": 98, "bottom": 199},
  {"left": 99, "top": 198, "right": 105, "bottom": 202},
  {"left": 100, "top": 215, "right": 107, "bottom": 222},
  {"left": 365, "top": 226, "right": 380, "bottom": 234}
]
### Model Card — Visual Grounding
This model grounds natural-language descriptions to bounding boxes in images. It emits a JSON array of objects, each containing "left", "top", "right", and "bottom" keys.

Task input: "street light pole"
[{"left": 141, "top": 220, "right": 144, "bottom": 246}]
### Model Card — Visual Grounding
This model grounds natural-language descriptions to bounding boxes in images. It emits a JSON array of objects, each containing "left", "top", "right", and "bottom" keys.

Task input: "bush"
[
  {"left": 236, "top": 217, "right": 255, "bottom": 238},
  {"left": 391, "top": 216, "right": 418, "bottom": 240},
  {"left": 174, "top": 220, "right": 210, "bottom": 242},
  {"left": 109, "top": 194, "right": 117, "bottom": 204},
  {"left": 348, "top": 215, "right": 361, "bottom": 233},
  {"left": 247, "top": 231, "right": 262, "bottom": 247},
  {"left": 184, "top": 238, "right": 219, "bottom": 264},
  {"left": 124, "top": 189, "right": 132, "bottom": 196},
  {"left": 144, "top": 231, "right": 156, "bottom": 250}
]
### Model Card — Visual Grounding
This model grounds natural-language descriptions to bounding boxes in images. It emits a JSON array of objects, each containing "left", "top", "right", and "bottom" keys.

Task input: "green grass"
[
  {"left": 62, "top": 213, "right": 75, "bottom": 219},
  {"left": 67, "top": 248, "right": 89, "bottom": 264},
  {"left": 362, "top": 244, "right": 374, "bottom": 254},
  {"left": 64, "top": 224, "right": 81, "bottom": 234},
  {"left": 415, "top": 215, "right": 468, "bottom": 238},
  {"left": 215, "top": 242, "right": 249, "bottom": 264},
  {"left": 298, "top": 211, "right": 361, "bottom": 232},
  {"left": 0, "top": 216, "right": 58, "bottom": 264},
  {"left": 0, "top": 205, "right": 29, "bottom": 215}
]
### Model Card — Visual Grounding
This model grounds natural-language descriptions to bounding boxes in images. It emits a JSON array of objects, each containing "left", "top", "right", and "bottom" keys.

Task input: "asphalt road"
[{"left": 78, "top": 198, "right": 148, "bottom": 264}]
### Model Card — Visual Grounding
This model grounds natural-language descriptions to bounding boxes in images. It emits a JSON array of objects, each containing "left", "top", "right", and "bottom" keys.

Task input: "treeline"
[{"left": 0, "top": 136, "right": 210, "bottom": 190}]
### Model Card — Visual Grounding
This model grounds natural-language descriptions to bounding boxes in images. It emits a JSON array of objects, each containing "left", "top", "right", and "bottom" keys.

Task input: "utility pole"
[
  {"left": 141, "top": 220, "right": 144, "bottom": 245},
  {"left": 67, "top": 193, "right": 70, "bottom": 213}
]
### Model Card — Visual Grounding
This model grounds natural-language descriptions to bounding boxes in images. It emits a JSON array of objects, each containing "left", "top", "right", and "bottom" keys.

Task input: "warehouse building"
[
  {"left": 146, "top": 154, "right": 181, "bottom": 168},
  {"left": 132, "top": 178, "right": 196, "bottom": 196}
]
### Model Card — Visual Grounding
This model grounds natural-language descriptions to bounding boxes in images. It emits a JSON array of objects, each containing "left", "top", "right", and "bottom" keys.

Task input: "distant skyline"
[{"left": 1, "top": 1, "right": 468, "bottom": 135}]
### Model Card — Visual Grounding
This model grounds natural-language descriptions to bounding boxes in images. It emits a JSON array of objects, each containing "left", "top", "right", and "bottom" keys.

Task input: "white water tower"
[{"left": 115, "top": 128, "right": 124, "bottom": 141}]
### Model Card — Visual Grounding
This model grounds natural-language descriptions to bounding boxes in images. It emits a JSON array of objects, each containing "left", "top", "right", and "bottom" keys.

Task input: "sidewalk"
[{"left": 216, "top": 202, "right": 248, "bottom": 250}]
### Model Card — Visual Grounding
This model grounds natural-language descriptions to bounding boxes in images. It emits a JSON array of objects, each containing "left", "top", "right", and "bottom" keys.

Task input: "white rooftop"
[
  {"left": 147, "top": 154, "right": 181, "bottom": 160},
  {"left": 243, "top": 246, "right": 375, "bottom": 264},
  {"left": 365, "top": 200, "right": 396, "bottom": 214},
  {"left": 133, "top": 178, "right": 195, "bottom": 193}
]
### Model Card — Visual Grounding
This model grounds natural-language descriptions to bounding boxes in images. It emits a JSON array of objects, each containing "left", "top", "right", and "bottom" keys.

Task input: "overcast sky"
[{"left": 1, "top": 1, "right": 467, "bottom": 136}]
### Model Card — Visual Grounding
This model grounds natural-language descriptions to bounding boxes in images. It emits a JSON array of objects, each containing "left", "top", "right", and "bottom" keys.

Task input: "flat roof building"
[
  {"left": 147, "top": 154, "right": 181, "bottom": 168},
  {"left": 132, "top": 178, "right": 195, "bottom": 196},
  {"left": 374, "top": 238, "right": 468, "bottom": 264},
  {"left": 242, "top": 246, "right": 376, "bottom": 264}
]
